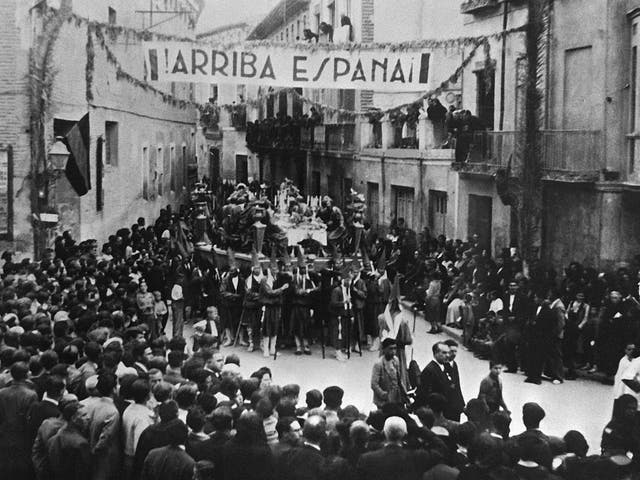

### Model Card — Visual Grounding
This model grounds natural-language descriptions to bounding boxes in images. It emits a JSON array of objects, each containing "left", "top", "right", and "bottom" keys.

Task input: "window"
[
  {"left": 169, "top": 145, "right": 176, "bottom": 191},
  {"left": 297, "top": 20, "right": 300, "bottom": 38},
  {"left": 108, "top": 7, "right": 116, "bottom": 25},
  {"left": 235, "top": 155, "right": 248, "bottom": 184},
  {"left": 303, "top": 15, "right": 307, "bottom": 28},
  {"left": 327, "top": 1, "right": 336, "bottom": 27},
  {"left": 345, "top": 0, "right": 352, "bottom": 18},
  {"left": 428, "top": 190, "right": 448, "bottom": 237},
  {"left": 342, "top": 178, "right": 353, "bottom": 207},
  {"left": 181, "top": 145, "right": 187, "bottom": 188},
  {"left": 367, "top": 182, "right": 379, "bottom": 227},
  {"left": 311, "top": 171, "right": 321, "bottom": 196},
  {"left": 392, "top": 186, "right": 415, "bottom": 229},
  {"left": 156, "top": 146, "right": 163, "bottom": 197},
  {"left": 286, "top": 27, "right": 289, "bottom": 42},
  {"left": 96, "top": 137, "right": 104, "bottom": 212},
  {"left": 209, "top": 84, "right": 218, "bottom": 101},
  {"left": 315, "top": 13, "right": 321, "bottom": 31},
  {"left": 142, "top": 146, "right": 149, "bottom": 200},
  {"left": 105, "top": 121, "right": 118, "bottom": 166}
]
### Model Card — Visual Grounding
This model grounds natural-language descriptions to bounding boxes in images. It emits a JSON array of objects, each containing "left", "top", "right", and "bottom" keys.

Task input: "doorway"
[{"left": 468, "top": 194, "right": 492, "bottom": 253}]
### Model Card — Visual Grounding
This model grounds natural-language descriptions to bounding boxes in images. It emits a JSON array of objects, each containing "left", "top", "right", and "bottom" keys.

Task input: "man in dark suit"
[
  {"left": 356, "top": 416, "right": 441, "bottom": 480},
  {"left": 509, "top": 402, "right": 553, "bottom": 470},
  {"left": 524, "top": 292, "right": 554, "bottom": 385},
  {"left": 415, "top": 342, "right": 459, "bottom": 420},
  {"left": 220, "top": 266, "right": 245, "bottom": 347},
  {"left": 26, "top": 374, "right": 65, "bottom": 441},
  {"left": 277, "top": 414, "right": 338, "bottom": 480},
  {"left": 141, "top": 421, "right": 195, "bottom": 480},
  {"left": 133, "top": 400, "right": 182, "bottom": 478},
  {"left": 350, "top": 261, "right": 368, "bottom": 353},
  {"left": 47, "top": 401, "right": 92, "bottom": 480},
  {"left": 502, "top": 281, "right": 530, "bottom": 373},
  {"left": 330, "top": 270, "right": 352, "bottom": 360},
  {"left": 0, "top": 362, "right": 39, "bottom": 480},
  {"left": 443, "top": 339, "right": 465, "bottom": 421}
]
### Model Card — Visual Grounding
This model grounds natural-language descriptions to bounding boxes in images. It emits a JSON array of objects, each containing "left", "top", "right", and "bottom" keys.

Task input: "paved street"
[{"left": 177, "top": 308, "right": 612, "bottom": 454}]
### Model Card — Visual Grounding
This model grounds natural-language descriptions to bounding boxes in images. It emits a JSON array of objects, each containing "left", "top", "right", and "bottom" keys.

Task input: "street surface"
[{"left": 177, "top": 309, "right": 611, "bottom": 454}]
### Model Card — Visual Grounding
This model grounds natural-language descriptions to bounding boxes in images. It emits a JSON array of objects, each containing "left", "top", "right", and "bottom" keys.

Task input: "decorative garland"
[
  {"left": 92, "top": 26, "right": 193, "bottom": 110},
  {"left": 55, "top": 4, "right": 514, "bottom": 119},
  {"left": 47, "top": 5, "right": 195, "bottom": 43},
  {"left": 284, "top": 38, "right": 487, "bottom": 118},
  {"left": 47, "top": 4, "right": 527, "bottom": 54},
  {"left": 85, "top": 23, "right": 94, "bottom": 103}
]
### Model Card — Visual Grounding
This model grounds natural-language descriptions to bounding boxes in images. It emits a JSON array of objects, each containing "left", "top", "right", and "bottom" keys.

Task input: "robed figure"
[{"left": 378, "top": 280, "right": 413, "bottom": 389}]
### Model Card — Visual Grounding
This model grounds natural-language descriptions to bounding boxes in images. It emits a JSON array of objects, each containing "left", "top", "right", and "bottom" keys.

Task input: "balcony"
[
  {"left": 246, "top": 122, "right": 302, "bottom": 151},
  {"left": 453, "top": 130, "right": 603, "bottom": 181},
  {"left": 246, "top": 122, "right": 356, "bottom": 153},
  {"left": 230, "top": 103, "right": 246, "bottom": 130},
  {"left": 540, "top": 130, "right": 602, "bottom": 181},
  {"left": 453, "top": 131, "right": 522, "bottom": 176},
  {"left": 325, "top": 124, "right": 356, "bottom": 151},
  {"left": 460, "top": 0, "right": 499, "bottom": 14}
]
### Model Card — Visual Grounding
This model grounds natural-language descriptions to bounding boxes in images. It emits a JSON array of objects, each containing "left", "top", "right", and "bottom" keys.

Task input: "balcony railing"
[
  {"left": 540, "top": 130, "right": 601, "bottom": 173},
  {"left": 467, "top": 131, "right": 522, "bottom": 168},
  {"left": 459, "top": 130, "right": 602, "bottom": 177},
  {"left": 230, "top": 104, "right": 247, "bottom": 130},
  {"left": 325, "top": 124, "right": 356, "bottom": 151},
  {"left": 246, "top": 122, "right": 355, "bottom": 152},
  {"left": 460, "top": 0, "right": 499, "bottom": 14}
]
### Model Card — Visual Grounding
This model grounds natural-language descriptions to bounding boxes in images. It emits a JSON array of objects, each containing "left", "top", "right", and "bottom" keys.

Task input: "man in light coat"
[{"left": 371, "top": 338, "right": 405, "bottom": 408}]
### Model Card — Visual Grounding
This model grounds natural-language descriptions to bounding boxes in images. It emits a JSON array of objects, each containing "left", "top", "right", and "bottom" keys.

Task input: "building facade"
[
  {"left": 230, "top": 0, "right": 640, "bottom": 269},
  {"left": 0, "top": 0, "right": 203, "bottom": 257}
]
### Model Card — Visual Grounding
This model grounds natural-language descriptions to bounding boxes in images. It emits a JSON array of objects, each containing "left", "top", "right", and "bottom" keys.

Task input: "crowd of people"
[{"left": 0, "top": 195, "right": 640, "bottom": 480}]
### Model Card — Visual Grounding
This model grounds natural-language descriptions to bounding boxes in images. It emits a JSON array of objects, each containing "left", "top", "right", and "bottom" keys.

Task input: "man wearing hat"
[
  {"left": 219, "top": 252, "right": 245, "bottom": 347},
  {"left": 290, "top": 249, "right": 319, "bottom": 355},
  {"left": 260, "top": 255, "right": 290, "bottom": 357},
  {"left": 371, "top": 338, "right": 406, "bottom": 408},
  {"left": 366, "top": 251, "right": 390, "bottom": 352},
  {"left": 240, "top": 252, "right": 264, "bottom": 352},
  {"left": 349, "top": 260, "right": 367, "bottom": 354},
  {"left": 329, "top": 268, "right": 352, "bottom": 361}
]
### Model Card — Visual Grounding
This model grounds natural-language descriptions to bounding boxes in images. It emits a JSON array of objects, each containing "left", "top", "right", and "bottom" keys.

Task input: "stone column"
[
  {"left": 418, "top": 115, "right": 436, "bottom": 150},
  {"left": 360, "top": 122, "right": 373, "bottom": 149},
  {"left": 381, "top": 115, "right": 394, "bottom": 149},
  {"left": 597, "top": 185, "right": 624, "bottom": 268}
]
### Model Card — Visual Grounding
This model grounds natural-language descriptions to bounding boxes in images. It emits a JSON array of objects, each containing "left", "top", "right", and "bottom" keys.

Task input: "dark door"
[
  {"left": 393, "top": 186, "right": 415, "bottom": 229},
  {"left": 293, "top": 88, "right": 303, "bottom": 119},
  {"left": 235, "top": 154, "right": 248, "bottom": 184},
  {"left": 428, "top": 190, "right": 447, "bottom": 237},
  {"left": 468, "top": 194, "right": 492, "bottom": 253},
  {"left": 476, "top": 68, "right": 495, "bottom": 130},
  {"left": 367, "top": 182, "right": 379, "bottom": 228},
  {"left": 209, "top": 147, "right": 220, "bottom": 184},
  {"left": 278, "top": 91, "right": 288, "bottom": 117}
]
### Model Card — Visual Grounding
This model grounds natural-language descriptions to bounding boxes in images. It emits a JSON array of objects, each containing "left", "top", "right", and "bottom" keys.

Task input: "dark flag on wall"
[{"left": 64, "top": 113, "right": 91, "bottom": 196}]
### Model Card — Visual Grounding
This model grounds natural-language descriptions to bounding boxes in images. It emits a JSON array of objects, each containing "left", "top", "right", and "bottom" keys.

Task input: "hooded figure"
[{"left": 377, "top": 275, "right": 413, "bottom": 388}]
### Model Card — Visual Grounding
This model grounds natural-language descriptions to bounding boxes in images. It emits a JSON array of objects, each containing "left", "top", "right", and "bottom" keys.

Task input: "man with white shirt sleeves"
[
  {"left": 220, "top": 260, "right": 245, "bottom": 347},
  {"left": 170, "top": 275, "right": 185, "bottom": 339},
  {"left": 329, "top": 269, "right": 352, "bottom": 361},
  {"left": 122, "top": 379, "right": 155, "bottom": 478}
]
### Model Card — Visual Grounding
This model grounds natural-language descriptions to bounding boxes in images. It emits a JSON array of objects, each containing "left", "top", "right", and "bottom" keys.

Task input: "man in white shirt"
[
  {"left": 122, "top": 379, "right": 155, "bottom": 478},
  {"left": 614, "top": 343, "right": 639, "bottom": 400}
]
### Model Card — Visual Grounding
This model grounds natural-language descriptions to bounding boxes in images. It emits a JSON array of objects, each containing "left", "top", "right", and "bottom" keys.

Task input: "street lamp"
[{"left": 48, "top": 137, "right": 70, "bottom": 171}]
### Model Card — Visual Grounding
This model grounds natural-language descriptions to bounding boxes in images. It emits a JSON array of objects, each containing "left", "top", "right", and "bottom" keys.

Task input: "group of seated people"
[{"left": 378, "top": 224, "right": 640, "bottom": 384}]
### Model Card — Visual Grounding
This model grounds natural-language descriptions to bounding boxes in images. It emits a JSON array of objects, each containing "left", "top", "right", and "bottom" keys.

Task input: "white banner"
[{"left": 144, "top": 42, "right": 432, "bottom": 92}]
